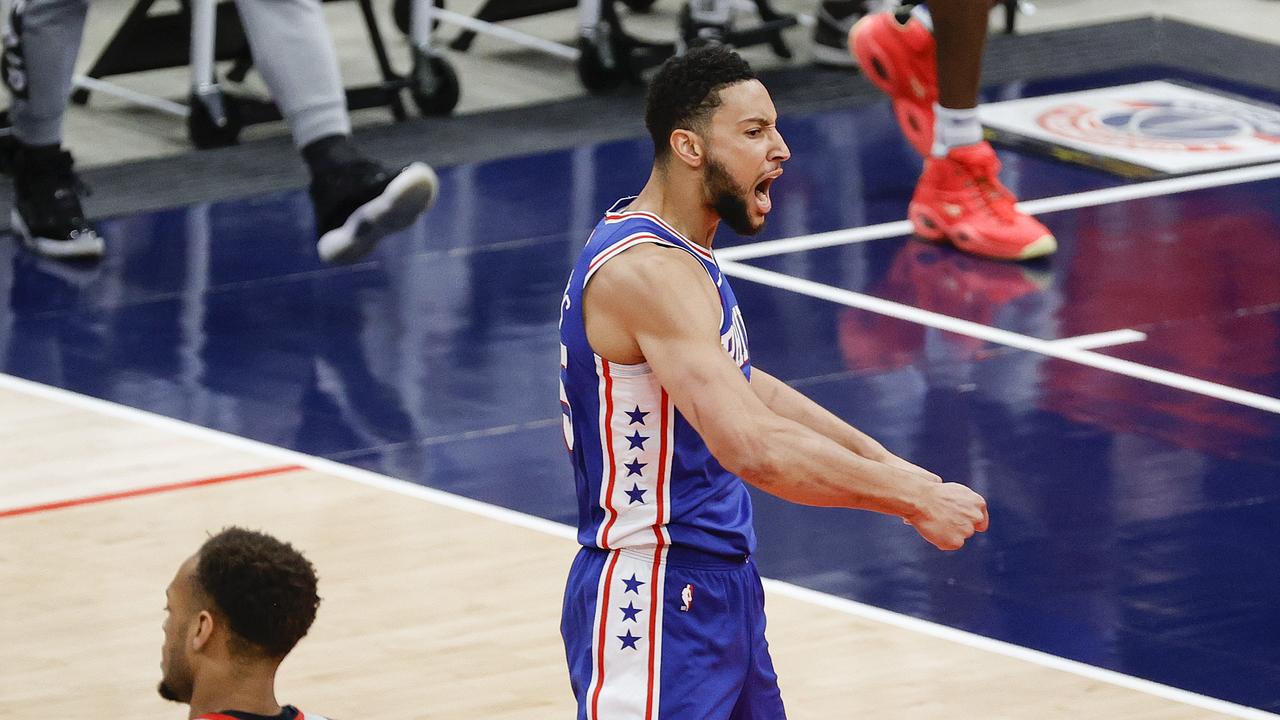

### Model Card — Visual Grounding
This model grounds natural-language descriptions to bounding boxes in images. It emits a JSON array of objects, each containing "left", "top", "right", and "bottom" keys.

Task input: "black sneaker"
[
  {"left": 310, "top": 159, "right": 438, "bottom": 265},
  {"left": 812, "top": 1, "right": 867, "bottom": 68},
  {"left": 11, "top": 145, "right": 104, "bottom": 260}
]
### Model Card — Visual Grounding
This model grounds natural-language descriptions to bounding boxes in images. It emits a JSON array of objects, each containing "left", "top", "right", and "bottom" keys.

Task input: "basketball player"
[
  {"left": 160, "top": 527, "right": 328, "bottom": 720},
  {"left": 558, "top": 46, "right": 988, "bottom": 718},
  {"left": 3, "top": 0, "right": 436, "bottom": 263},
  {"left": 850, "top": 1, "right": 1056, "bottom": 260}
]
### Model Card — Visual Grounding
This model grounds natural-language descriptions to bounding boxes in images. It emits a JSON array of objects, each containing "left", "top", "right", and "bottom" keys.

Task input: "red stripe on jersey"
[
  {"left": 586, "top": 234, "right": 666, "bottom": 278},
  {"left": 643, "top": 544, "right": 664, "bottom": 719},
  {"left": 598, "top": 360, "right": 620, "bottom": 548},
  {"left": 590, "top": 550, "right": 622, "bottom": 720},
  {"left": 651, "top": 389, "right": 670, "bottom": 546},
  {"left": 605, "top": 211, "right": 714, "bottom": 262}
]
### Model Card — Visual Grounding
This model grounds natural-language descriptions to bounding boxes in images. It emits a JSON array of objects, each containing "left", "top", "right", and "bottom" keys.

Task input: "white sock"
[
  {"left": 910, "top": 4, "right": 933, "bottom": 31},
  {"left": 932, "top": 104, "right": 983, "bottom": 157}
]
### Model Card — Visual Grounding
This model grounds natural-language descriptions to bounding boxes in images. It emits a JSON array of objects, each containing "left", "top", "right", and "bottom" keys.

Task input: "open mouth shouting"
[{"left": 753, "top": 169, "right": 783, "bottom": 214}]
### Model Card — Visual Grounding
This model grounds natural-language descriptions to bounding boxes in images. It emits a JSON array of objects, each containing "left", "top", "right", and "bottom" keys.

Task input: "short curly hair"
[
  {"left": 645, "top": 45, "right": 757, "bottom": 160},
  {"left": 194, "top": 527, "right": 320, "bottom": 658}
]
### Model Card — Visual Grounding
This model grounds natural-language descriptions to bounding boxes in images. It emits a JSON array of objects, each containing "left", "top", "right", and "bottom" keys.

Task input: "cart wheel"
[
  {"left": 577, "top": 29, "right": 626, "bottom": 94},
  {"left": 409, "top": 50, "right": 460, "bottom": 116},
  {"left": 394, "top": 0, "right": 444, "bottom": 37},
  {"left": 187, "top": 91, "right": 242, "bottom": 149}
]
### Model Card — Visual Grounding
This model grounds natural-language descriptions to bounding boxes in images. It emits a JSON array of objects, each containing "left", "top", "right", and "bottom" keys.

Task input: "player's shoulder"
[
  {"left": 587, "top": 215, "right": 674, "bottom": 255},
  {"left": 592, "top": 241, "right": 708, "bottom": 293},
  {"left": 586, "top": 244, "right": 720, "bottom": 333}
]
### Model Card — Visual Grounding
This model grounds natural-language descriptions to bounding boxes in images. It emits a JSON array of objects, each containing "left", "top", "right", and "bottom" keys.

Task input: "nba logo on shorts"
[{"left": 680, "top": 583, "right": 695, "bottom": 612}]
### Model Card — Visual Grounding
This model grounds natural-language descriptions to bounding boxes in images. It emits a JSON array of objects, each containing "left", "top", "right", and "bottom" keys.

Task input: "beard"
[
  {"left": 705, "top": 156, "right": 764, "bottom": 237},
  {"left": 157, "top": 680, "right": 182, "bottom": 703},
  {"left": 158, "top": 645, "right": 193, "bottom": 704}
]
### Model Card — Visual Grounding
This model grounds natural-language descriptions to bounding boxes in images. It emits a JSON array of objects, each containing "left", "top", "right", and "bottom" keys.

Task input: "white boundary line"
[
  {"left": 762, "top": 578, "right": 1280, "bottom": 720},
  {"left": 0, "top": 372, "right": 575, "bottom": 541},
  {"left": 1, "top": 370, "right": 1276, "bottom": 719},
  {"left": 720, "top": 261, "right": 1280, "bottom": 415},
  {"left": 717, "top": 161, "right": 1280, "bottom": 261},
  {"left": 718, "top": 220, "right": 913, "bottom": 261},
  {"left": 1050, "top": 328, "right": 1147, "bottom": 350}
]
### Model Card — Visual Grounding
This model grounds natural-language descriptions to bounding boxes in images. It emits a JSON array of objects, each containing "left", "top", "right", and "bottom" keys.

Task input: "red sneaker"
[
  {"left": 849, "top": 11, "right": 937, "bottom": 156},
  {"left": 908, "top": 142, "right": 1057, "bottom": 260}
]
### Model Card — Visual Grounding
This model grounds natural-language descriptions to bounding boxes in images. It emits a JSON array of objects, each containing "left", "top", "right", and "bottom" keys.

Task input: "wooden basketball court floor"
[{"left": 0, "top": 371, "right": 1267, "bottom": 719}]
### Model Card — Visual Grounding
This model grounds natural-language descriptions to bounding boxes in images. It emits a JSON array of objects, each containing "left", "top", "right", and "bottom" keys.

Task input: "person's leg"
[
  {"left": 909, "top": 1, "right": 1055, "bottom": 260},
  {"left": 928, "top": 0, "right": 987, "bottom": 155},
  {"left": 3, "top": 0, "right": 103, "bottom": 258},
  {"left": 565, "top": 545, "right": 760, "bottom": 719},
  {"left": 562, "top": 546, "right": 607, "bottom": 720},
  {"left": 230, "top": 0, "right": 347, "bottom": 149},
  {"left": 929, "top": 1, "right": 986, "bottom": 109},
  {"left": 6, "top": 0, "right": 84, "bottom": 146},
  {"left": 656, "top": 553, "right": 767, "bottom": 719},
  {"left": 233, "top": 0, "right": 437, "bottom": 263},
  {"left": 851, "top": 2, "right": 1056, "bottom": 260},
  {"left": 727, "top": 560, "right": 786, "bottom": 720}
]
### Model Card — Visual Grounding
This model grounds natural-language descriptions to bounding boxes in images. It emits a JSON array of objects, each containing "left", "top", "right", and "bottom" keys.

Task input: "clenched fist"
[{"left": 906, "top": 482, "right": 988, "bottom": 551}]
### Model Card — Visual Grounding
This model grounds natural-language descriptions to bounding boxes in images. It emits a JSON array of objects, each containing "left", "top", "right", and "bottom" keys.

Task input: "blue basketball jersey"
[{"left": 559, "top": 198, "right": 756, "bottom": 558}]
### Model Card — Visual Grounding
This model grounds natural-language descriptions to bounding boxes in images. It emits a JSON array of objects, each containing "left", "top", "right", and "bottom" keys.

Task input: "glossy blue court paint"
[{"left": 2, "top": 66, "right": 1279, "bottom": 710}]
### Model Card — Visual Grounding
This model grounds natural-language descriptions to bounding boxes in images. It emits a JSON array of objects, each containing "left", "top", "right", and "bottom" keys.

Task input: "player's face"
[
  {"left": 702, "top": 79, "right": 790, "bottom": 236},
  {"left": 158, "top": 556, "right": 199, "bottom": 704}
]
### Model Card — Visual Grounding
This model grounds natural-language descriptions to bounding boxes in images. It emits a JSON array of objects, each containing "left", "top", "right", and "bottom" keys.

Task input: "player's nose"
[{"left": 771, "top": 129, "right": 791, "bottom": 163}]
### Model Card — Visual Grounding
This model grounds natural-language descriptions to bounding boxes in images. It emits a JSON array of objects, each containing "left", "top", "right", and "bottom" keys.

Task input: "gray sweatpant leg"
[
  {"left": 4, "top": 0, "right": 351, "bottom": 149},
  {"left": 3, "top": 0, "right": 88, "bottom": 146},
  {"left": 233, "top": 0, "right": 350, "bottom": 148}
]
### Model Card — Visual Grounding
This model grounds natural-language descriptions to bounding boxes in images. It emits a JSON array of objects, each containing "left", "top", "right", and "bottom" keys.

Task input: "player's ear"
[
  {"left": 191, "top": 610, "right": 215, "bottom": 651},
  {"left": 670, "top": 129, "right": 704, "bottom": 169}
]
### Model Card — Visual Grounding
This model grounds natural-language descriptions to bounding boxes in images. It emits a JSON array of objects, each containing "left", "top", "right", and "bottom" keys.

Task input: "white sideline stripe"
[
  {"left": 720, "top": 261, "right": 1280, "bottom": 416},
  {"left": 0, "top": 372, "right": 577, "bottom": 541},
  {"left": 716, "top": 161, "right": 1280, "bottom": 261},
  {"left": 761, "top": 578, "right": 1280, "bottom": 720},
  {"left": 1, "top": 371, "right": 1276, "bottom": 720},
  {"left": 717, "top": 220, "right": 913, "bottom": 261},
  {"left": 1050, "top": 328, "right": 1147, "bottom": 349}
]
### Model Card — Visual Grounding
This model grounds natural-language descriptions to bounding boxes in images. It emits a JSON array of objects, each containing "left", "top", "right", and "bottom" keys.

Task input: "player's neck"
[
  {"left": 187, "top": 664, "right": 282, "bottom": 720},
  {"left": 629, "top": 167, "right": 719, "bottom": 250}
]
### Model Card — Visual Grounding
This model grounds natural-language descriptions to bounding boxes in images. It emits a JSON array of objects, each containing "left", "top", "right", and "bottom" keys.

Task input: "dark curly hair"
[
  {"left": 645, "top": 45, "right": 757, "bottom": 160},
  {"left": 194, "top": 527, "right": 320, "bottom": 659}
]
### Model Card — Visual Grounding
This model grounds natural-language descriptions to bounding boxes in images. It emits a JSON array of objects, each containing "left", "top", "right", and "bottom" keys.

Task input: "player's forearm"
[
  {"left": 729, "top": 414, "right": 930, "bottom": 518},
  {"left": 752, "top": 370, "right": 891, "bottom": 461}
]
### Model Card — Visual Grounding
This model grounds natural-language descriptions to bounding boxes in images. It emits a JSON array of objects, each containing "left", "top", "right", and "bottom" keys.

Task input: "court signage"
[{"left": 980, "top": 80, "right": 1280, "bottom": 176}]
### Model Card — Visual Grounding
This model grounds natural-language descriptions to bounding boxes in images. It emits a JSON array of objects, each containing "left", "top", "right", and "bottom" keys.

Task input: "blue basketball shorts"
[{"left": 561, "top": 544, "right": 786, "bottom": 720}]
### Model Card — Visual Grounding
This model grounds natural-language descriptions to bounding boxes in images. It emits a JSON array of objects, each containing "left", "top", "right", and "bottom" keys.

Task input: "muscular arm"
[
  {"left": 750, "top": 369, "right": 940, "bottom": 481},
  {"left": 584, "top": 245, "right": 985, "bottom": 550}
]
